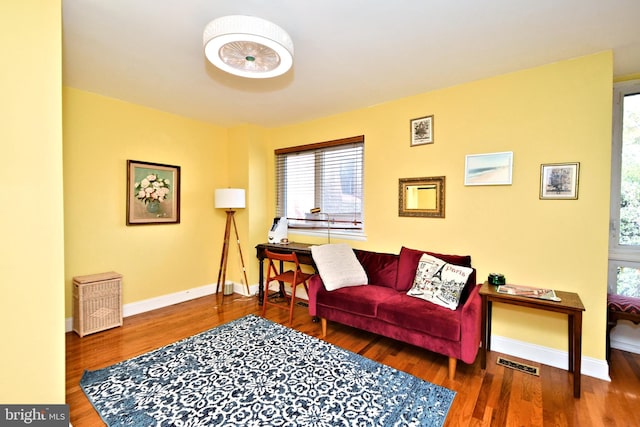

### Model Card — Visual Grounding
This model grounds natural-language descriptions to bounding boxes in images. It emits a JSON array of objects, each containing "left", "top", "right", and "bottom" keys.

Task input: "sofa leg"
[
  {"left": 448, "top": 357, "right": 457, "bottom": 380},
  {"left": 321, "top": 318, "right": 327, "bottom": 337}
]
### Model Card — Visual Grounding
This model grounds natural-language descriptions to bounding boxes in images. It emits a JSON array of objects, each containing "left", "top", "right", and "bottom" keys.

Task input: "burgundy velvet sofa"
[{"left": 308, "top": 246, "right": 482, "bottom": 379}]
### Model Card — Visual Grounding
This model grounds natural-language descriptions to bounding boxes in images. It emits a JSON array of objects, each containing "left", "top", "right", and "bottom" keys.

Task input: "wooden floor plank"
[{"left": 66, "top": 294, "right": 640, "bottom": 426}]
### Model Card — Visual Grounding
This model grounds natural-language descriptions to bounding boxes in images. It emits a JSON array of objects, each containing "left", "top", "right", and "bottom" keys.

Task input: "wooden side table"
[{"left": 479, "top": 283, "right": 586, "bottom": 398}]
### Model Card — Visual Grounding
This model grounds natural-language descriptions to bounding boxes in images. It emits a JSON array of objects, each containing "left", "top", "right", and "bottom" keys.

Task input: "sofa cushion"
[
  {"left": 608, "top": 293, "right": 640, "bottom": 315},
  {"left": 354, "top": 249, "right": 399, "bottom": 288},
  {"left": 407, "top": 254, "right": 473, "bottom": 310},
  {"left": 396, "top": 246, "right": 472, "bottom": 291},
  {"left": 311, "top": 243, "right": 368, "bottom": 291},
  {"left": 377, "top": 293, "right": 462, "bottom": 341},
  {"left": 315, "top": 284, "right": 398, "bottom": 317}
]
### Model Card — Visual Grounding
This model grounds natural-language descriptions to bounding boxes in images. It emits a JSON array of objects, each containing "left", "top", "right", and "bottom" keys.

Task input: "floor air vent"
[{"left": 496, "top": 356, "right": 540, "bottom": 376}]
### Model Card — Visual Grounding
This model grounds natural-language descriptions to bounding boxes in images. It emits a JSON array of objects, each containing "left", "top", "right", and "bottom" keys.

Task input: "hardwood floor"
[{"left": 66, "top": 294, "right": 640, "bottom": 426}]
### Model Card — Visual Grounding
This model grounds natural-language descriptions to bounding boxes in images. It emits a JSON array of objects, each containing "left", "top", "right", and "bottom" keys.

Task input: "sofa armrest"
[
  {"left": 458, "top": 283, "right": 482, "bottom": 364},
  {"left": 308, "top": 274, "right": 324, "bottom": 317}
]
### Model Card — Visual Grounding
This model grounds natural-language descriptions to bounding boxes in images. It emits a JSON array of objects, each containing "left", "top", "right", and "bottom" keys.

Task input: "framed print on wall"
[
  {"left": 410, "top": 115, "right": 434, "bottom": 146},
  {"left": 540, "top": 162, "right": 580, "bottom": 200},
  {"left": 126, "top": 160, "right": 181, "bottom": 225},
  {"left": 464, "top": 151, "right": 513, "bottom": 186}
]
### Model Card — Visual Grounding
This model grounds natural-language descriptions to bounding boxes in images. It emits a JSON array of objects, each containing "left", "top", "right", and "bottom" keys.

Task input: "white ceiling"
[{"left": 62, "top": 0, "right": 640, "bottom": 128}]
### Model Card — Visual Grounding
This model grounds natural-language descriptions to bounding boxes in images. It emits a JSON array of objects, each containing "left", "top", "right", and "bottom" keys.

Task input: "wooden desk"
[
  {"left": 479, "top": 283, "right": 585, "bottom": 398},
  {"left": 255, "top": 242, "right": 316, "bottom": 304}
]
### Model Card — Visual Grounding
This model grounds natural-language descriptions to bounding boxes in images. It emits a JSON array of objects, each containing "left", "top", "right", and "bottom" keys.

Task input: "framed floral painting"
[{"left": 126, "top": 160, "right": 181, "bottom": 225}]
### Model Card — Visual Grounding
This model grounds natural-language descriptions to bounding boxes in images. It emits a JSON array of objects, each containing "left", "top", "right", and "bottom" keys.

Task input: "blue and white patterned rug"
[{"left": 81, "top": 314, "right": 455, "bottom": 426}]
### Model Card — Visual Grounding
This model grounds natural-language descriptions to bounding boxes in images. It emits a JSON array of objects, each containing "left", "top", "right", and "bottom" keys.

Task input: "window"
[
  {"left": 609, "top": 80, "right": 640, "bottom": 297},
  {"left": 275, "top": 135, "right": 364, "bottom": 238}
]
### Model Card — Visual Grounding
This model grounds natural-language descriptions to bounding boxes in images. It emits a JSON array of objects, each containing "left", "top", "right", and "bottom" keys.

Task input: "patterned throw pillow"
[
  {"left": 407, "top": 253, "right": 473, "bottom": 310},
  {"left": 395, "top": 246, "right": 471, "bottom": 291}
]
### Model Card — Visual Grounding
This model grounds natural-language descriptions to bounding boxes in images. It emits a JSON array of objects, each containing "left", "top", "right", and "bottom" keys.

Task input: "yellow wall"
[
  {"left": 614, "top": 72, "right": 640, "bottom": 83},
  {"left": 0, "top": 0, "right": 64, "bottom": 402},
  {"left": 269, "top": 52, "right": 613, "bottom": 359},
  {"left": 226, "top": 125, "right": 272, "bottom": 286},
  {"left": 63, "top": 88, "right": 229, "bottom": 316},
  {"left": 62, "top": 52, "right": 613, "bottom": 363}
]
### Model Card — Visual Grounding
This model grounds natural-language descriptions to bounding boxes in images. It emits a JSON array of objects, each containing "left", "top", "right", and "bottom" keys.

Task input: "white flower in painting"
[
  {"left": 134, "top": 173, "right": 171, "bottom": 205},
  {"left": 156, "top": 187, "right": 170, "bottom": 201}
]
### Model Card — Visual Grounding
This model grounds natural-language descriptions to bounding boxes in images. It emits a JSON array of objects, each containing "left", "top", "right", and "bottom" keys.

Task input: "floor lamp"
[{"left": 215, "top": 188, "right": 250, "bottom": 296}]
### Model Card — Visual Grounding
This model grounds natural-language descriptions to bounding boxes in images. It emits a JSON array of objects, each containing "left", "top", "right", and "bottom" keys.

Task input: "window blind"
[{"left": 275, "top": 135, "right": 364, "bottom": 232}]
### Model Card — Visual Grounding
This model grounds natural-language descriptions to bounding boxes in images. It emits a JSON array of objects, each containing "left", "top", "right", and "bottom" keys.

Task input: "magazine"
[{"left": 496, "top": 284, "right": 561, "bottom": 302}]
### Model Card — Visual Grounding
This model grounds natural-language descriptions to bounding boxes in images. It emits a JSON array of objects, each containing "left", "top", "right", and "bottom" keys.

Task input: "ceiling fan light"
[{"left": 203, "top": 15, "right": 294, "bottom": 79}]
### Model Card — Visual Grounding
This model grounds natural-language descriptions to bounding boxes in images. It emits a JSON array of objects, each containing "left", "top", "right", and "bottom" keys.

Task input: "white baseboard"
[
  {"left": 65, "top": 281, "right": 255, "bottom": 333},
  {"left": 491, "top": 334, "right": 611, "bottom": 381},
  {"left": 611, "top": 338, "right": 640, "bottom": 354},
  {"left": 610, "top": 321, "right": 640, "bottom": 354}
]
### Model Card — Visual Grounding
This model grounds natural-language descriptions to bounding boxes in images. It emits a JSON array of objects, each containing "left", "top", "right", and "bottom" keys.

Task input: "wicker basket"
[{"left": 73, "top": 272, "right": 122, "bottom": 337}]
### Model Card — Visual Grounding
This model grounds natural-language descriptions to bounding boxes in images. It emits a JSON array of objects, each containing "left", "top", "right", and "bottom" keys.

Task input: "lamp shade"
[
  {"left": 203, "top": 15, "right": 294, "bottom": 79},
  {"left": 215, "top": 188, "right": 246, "bottom": 209}
]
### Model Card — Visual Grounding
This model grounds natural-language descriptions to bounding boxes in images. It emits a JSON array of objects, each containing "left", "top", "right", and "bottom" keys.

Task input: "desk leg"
[
  {"left": 258, "top": 258, "right": 264, "bottom": 305},
  {"left": 480, "top": 296, "right": 489, "bottom": 369},
  {"left": 487, "top": 300, "right": 492, "bottom": 351},
  {"left": 568, "top": 314, "right": 575, "bottom": 373},
  {"left": 573, "top": 312, "right": 582, "bottom": 398},
  {"left": 278, "top": 260, "right": 286, "bottom": 297}
]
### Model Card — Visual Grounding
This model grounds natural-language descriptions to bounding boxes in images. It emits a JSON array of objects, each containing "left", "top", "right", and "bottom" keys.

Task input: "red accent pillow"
[
  {"left": 395, "top": 246, "right": 472, "bottom": 291},
  {"left": 354, "top": 249, "right": 399, "bottom": 288}
]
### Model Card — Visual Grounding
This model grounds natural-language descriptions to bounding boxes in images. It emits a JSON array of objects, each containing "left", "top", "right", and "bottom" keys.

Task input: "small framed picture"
[
  {"left": 540, "top": 162, "right": 580, "bottom": 199},
  {"left": 126, "top": 160, "right": 181, "bottom": 225},
  {"left": 410, "top": 115, "right": 434, "bottom": 146},
  {"left": 464, "top": 151, "right": 513, "bottom": 186}
]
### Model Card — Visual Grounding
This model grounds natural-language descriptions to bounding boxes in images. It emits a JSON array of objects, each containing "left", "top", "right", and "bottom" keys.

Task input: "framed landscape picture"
[
  {"left": 126, "top": 160, "right": 181, "bottom": 225},
  {"left": 540, "top": 162, "right": 580, "bottom": 199},
  {"left": 464, "top": 151, "right": 513, "bottom": 186},
  {"left": 410, "top": 115, "right": 434, "bottom": 146}
]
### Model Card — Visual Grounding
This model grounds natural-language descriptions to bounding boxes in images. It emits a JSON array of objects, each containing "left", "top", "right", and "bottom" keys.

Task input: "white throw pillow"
[
  {"left": 311, "top": 244, "right": 368, "bottom": 291},
  {"left": 407, "top": 253, "right": 473, "bottom": 310}
]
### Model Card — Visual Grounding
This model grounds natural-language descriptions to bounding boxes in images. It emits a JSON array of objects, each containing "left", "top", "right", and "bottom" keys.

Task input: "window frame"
[
  {"left": 608, "top": 80, "right": 640, "bottom": 294},
  {"left": 275, "top": 135, "right": 365, "bottom": 241}
]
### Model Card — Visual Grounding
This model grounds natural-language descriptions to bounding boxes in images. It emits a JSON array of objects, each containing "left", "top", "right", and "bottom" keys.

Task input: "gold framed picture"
[{"left": 540, "top": 162, "right": 580, "bottom": 200}]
